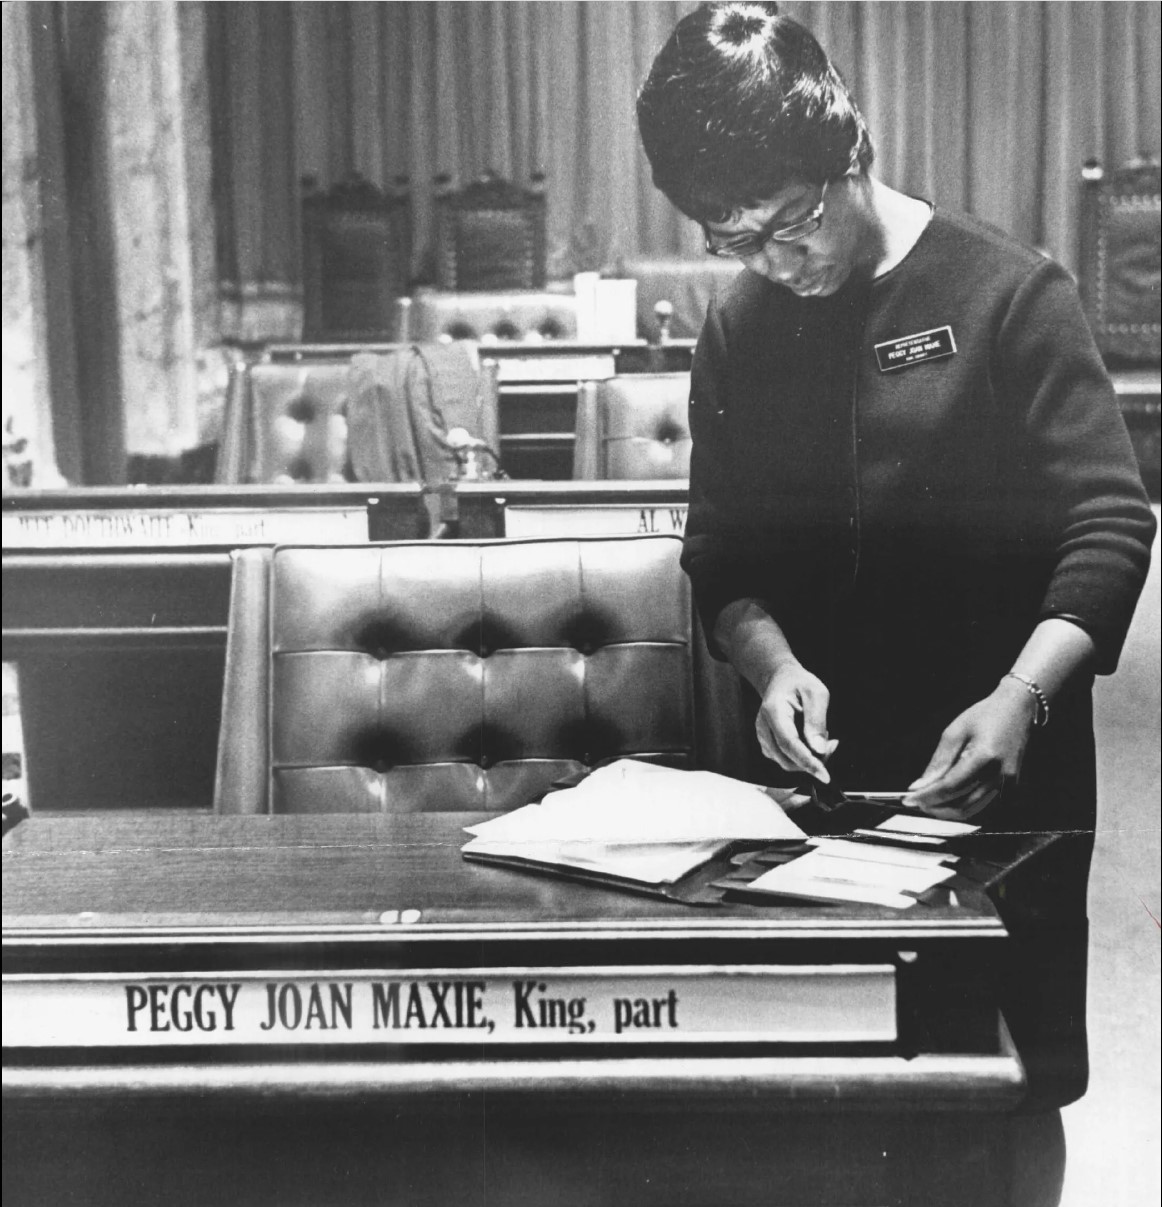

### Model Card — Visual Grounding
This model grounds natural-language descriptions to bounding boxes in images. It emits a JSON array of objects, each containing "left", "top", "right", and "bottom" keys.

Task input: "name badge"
[{"left": 874, "top": 325, "right": 957, "bottom": 372}]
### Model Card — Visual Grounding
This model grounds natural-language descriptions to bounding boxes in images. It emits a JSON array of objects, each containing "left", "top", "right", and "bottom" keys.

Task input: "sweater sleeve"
[
  {"left": 998, "top": 258, "right": 1156, "bottom": 673},
  {"left": 680, "top": 298, "right": 759, "bottom": 658}
]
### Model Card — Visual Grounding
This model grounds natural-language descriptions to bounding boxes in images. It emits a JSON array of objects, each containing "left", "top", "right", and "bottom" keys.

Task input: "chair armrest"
[
  {"left": 478, "top": 358, "right": 501, "bottom": 454},
  {"left": 213, "top": 548, "right": 273, "bottom": 814},
  {"left": 394, "top": 297, "right": 413, "bottom": 343},
  {"left": 572, "top": 381, "right": 601, "bottom": 480},
  {"left": 216, "top": 358, "right": 253, "bottom": 484}
]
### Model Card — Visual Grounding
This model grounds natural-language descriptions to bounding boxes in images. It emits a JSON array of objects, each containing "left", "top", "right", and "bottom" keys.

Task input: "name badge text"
[{"left": 874, "top": 325, "right": 957, "bottom": 372}]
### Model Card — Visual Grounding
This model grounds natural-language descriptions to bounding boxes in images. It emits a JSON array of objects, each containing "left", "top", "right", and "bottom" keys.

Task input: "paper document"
[
  {"left": 743, "top": 854, "right": 951, "bottom": 908},
  {"left": 465, "top": 760, "right": 807, "bottom": 845},
  {"left": 742, "top": 832, "right": 960, "bottom": 909},
  {"left": 462, "top": 838, "right": 728, "bottom": 885},
  {"left": 875, "top": 814, "right": 980, "bottom": 838},
  {"left": 744, "top": 866, "right": 918, "bottom": 910},
  {"left": 806, "top": 837, "right": 959, "bottom": 868},
  {"left": 462, "top": 760, "right": 806, "bottom": 888},
  {"left": 773, "top": 850, "right": 956, "bottom": 894}
]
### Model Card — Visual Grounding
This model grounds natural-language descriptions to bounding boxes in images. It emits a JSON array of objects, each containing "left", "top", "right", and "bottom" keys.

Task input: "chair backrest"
[
  {"left": 247, "top": 360, "right": 357, "bottom": 484},
  {"left": 573, "top": 373, "right": 692, "bottom": 480},
  {"left": 218, "top": 345, "right": 499, "bottom": 485},
  {"left": 434, "top": 172, "right": 547, "bottom": 291},
  {"left": 301, "top": 175, "right": 412, "bottom": 342},
  {"left": 213, "top": 536, "right": 746, "bottom": 815},
  {"left": 1078, "top": 158, "right": 1161, "bottom": 365},
  {"left": 396, "top": 290, "right": 578, "bottom": 343},
  {"left": 613, "top": 258, "right": 745, "bottom": 341}
]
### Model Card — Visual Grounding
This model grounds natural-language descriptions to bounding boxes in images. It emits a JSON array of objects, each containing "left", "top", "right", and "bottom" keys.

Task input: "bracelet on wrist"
[{"left": 1002, "top": 671, "right": 1049, "bottom": 728}]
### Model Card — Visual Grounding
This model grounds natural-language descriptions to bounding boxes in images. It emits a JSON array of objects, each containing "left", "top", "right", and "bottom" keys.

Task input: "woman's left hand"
[{"left": 901, "top": 679, "right": 1038, "bottom": 820}]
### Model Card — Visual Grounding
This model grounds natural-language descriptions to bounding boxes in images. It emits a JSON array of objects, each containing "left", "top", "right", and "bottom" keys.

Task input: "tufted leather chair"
[
  {"left": 217, "top": 345, "right": 500, "bottom": 485},
  {"left": 572, "top": 373, "right": 692, "bottom": 480},
  {"left": 396, "top": 290, "right": 578, "bottom": 344},
  {"left": 244, "top": 360, "right": 358, "bottom": 485},
  {"left": 213, "top": 536, "right": 747, "bottom": 814}
]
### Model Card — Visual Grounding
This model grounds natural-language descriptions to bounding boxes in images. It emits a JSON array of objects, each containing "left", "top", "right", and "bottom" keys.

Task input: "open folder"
[{"left": 462, "top": 760, "right": 982, "bottom": 907}]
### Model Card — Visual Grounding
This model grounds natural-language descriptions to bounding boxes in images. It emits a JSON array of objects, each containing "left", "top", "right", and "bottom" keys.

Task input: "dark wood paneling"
[
  {"left": 2, "top": 1102, "right": 1013, "bottom": 1207},
  {"left": 17, "top": 646, "right": 224, "bottom": 812},
  {"left": 3, "top": 553, "right": 232, "bottom": 636}
]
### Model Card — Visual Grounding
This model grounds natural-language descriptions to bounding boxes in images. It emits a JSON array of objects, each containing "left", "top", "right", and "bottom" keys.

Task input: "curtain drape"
[{"left": 211, "top": 0, "right": 1161, "bottom": 300}]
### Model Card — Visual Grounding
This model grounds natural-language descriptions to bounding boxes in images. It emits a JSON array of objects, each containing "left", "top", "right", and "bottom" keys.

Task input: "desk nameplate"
[
  {"left": 3, "top": 964, "right": 896, "bottom": 1048},
  {"left": 505, "top": 503, "right": 688, "bottom": 538},
  {"left": 1, "top": 507, "right": 369, "bottom": 549}
]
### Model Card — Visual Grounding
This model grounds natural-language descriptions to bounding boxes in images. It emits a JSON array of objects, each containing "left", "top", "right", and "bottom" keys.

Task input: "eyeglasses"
[{"left": 704, "top": 180, "right": 830, "bottom": 259}]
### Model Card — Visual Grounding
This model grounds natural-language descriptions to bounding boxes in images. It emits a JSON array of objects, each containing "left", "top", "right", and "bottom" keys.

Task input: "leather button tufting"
[{"left": 286, "top": 397, "right": 316, "bottom": 424}]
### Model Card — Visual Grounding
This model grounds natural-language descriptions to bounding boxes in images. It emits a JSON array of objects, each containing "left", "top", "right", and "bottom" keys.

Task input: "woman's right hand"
[
  {"left": 712, "top": 600, "right": 838, "bottom": 782},
  {"left": 755, "top": 661, "right": 838, "bottom": 782}
]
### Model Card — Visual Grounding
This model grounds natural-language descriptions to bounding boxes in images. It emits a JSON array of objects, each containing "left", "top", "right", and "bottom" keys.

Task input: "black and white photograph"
[{"left": 3, "top": 3, "right": 1159, "bottom": 1205}]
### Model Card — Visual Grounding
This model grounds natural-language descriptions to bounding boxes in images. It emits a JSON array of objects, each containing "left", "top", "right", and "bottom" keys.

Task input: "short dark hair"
[{"left": 637, "top": 2, "right": 874, "bottom": 223}]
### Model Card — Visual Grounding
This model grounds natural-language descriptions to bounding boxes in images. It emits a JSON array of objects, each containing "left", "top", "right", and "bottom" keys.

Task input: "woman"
[{"left": 636, "top": 0, "right": 1155, "bottom": 1127}]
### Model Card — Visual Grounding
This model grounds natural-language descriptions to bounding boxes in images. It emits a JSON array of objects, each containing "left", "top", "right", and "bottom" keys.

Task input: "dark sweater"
[
  {"left": 683, "top": 208, "right": 1155, "bottom": 791},
  {"left": 685, "top": 213, "right": 1154, "bottom": 1107}
]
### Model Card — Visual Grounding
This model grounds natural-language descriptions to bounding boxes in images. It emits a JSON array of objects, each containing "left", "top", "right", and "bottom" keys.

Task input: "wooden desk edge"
[
  {"left": 3, "top": 916, "right": 1008, "bottom": 945},
  {"left": 2, "top": 1045, "right": 1025, "bottom": 1109}
]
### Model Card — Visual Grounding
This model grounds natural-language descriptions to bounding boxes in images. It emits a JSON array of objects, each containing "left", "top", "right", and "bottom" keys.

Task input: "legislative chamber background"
[{"left": 3, "top": 4, "right": 1159, "bottom": 1206}]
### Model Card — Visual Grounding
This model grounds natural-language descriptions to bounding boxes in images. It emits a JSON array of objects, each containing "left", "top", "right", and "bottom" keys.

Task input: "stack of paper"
[
  {"left": 744, "top": 813, "right": 979, "bottom": 909},
  {"left": 463, "top": 759, "right": 807, "bottom": 886}
]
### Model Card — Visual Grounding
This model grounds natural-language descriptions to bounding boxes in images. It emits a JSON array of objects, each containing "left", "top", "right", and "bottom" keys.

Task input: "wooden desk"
[
  {"left": 4, "top": 812, "right": 1032, "bottom": 1206},
  {"left": 4, "top": 811, "right": 1021, "bottom": 1090}
]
